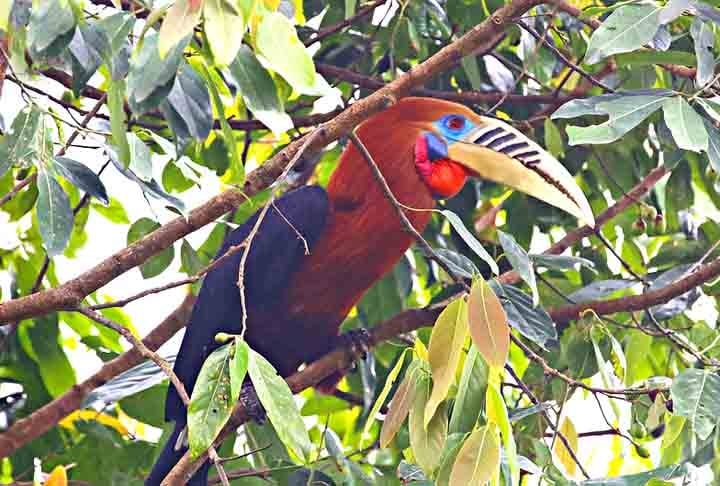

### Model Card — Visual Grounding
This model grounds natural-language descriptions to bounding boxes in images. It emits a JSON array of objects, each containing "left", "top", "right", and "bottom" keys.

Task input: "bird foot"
[
  {"left": 240, "top": 382, "right": 267, "bottom": 425},
  {"left": 338, "top": 328, "right": 372, "bottom": 364}
]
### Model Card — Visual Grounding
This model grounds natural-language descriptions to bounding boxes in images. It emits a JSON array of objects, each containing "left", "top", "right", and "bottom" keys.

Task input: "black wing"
[{"left": 165, "top": 185, "right": 329, "bottom": 422}]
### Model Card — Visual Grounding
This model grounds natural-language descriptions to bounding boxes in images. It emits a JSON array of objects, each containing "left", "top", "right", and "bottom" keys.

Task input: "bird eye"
[{"left": 445, "top": 115, "right": 465, "bottom": 131}]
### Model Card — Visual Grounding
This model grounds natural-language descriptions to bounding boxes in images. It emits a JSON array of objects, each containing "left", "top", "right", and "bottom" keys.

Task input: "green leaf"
[
  {"left": 345, "top": 0, "right": 357, "bottom": 19},
  {"left": 127, "top": 132, "right": 153, "bottom": 181},
  {"left": 0, "top": 0, "right": 11, "bottom": 32},
  {"left": 180, "top": 239, "right": 203, "bottom": 276},
  {"left": 160, "top": 63, "right": 213, "bottom": 150},
  {"left": 531, "top": 254, "right": 595, "bottom": 271},
  {"left": 68, "top": 23, "right": 110, "bottom": 96},
  {"left": 441, "top": 209, "right": 498, "bottom": 274},
  {"left": 544, "top": 118, "right": 564, "bottom": 157},
  {"left": 567, "top": 279, "right": 634, "bottom": 303},
  {"left": 425, "top": 298, "right": 468, "bottom": 426},
  {"left": 691, "top": 18, "right": 715, "bottom": 86},
  {"left": 108, "top": 80, "right": 130, "bottom": 166},
  {"left": 557, "top": 94, "right": 669, "bottom": 145},
  {"left": 585, "top": 4, "right": 662, "bottom": 65},
  {"left": 158, "top": 0, "right": 201, "bottom": 58},
  {"left": 0, "top": 106, "right": 43, "bottom": 176},
  {"left": 187, "top": 344, "right": 234, "bottom": 458},
  {"left": 92, "top": 197, "right": 130, "bottom": 224},
  {"left": 247, "top": 347, "right": 311, "bottom": 461},
  {"left": 435, "top": 433, "right": 466, "bottom": 486},
  {"left": 228, "top": 46, "right": 294, "bottom": 135},
  {"left": 498, "top": 230, "right": 538, "bottom": 305},
  {"left": 36, "top": 169, "right": 74, "bottom": 257},
  {"left": 204, "top": 0, "right": 245, "bottom": 66},
  {"left": 449, "top": 345, "right": 488, "bottom": 435},
  {"left": 127, "top": 218, "right": 175, "bottom": 278},
  {"left": 255, "top": 12, "right": 318, "bottom": 95},
  {"left": 229, "top": 337, "right": 249, "bottom": 405},
  {"left": 449, "top": 425, "right": 500, "bottom": 484},
  {"left": 579, "top": 463, "right": 692, "bottom": 485},
  {"left": 662, "top": 97, "right": 708, "bottom": 152},
  {"left": 27, "top": 0, "right": 76, "bottom": 57},
  {"left": 98, "top": 12, "right": 135, "bottom": 80},
  {"left": 409, "top": 369, "right": 447, "bottom": 474},
  {"left": 363, "top": 350, "right": 407, "bottom": 438},
  {"left": 704, "top": 119, "right": 720, "bottom": 174},
  {"left": 20, "top": 315, "right": 76, "bottom": 397},
  {"left": 492, "top": 283, "right": 558, "bottom": 349},
  {"left": 202, "top": 63, "right": 244, "bottom": 186},
  {"left": 53, "top": 157, "right": 109, "bottom": 205},
  {"left": 433, "top": 248, "right": 481, "bottom": 279},
  {"left": 127, "top": 33, "right": 186, "bottom": 115},
  {"left": 670, "top": 369, "right": 720, "bottom": 440},
  {"left": 615, "top": 50, "right": 697, "bottom": 67}
]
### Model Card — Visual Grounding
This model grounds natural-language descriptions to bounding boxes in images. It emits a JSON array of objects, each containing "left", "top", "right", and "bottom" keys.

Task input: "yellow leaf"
[
  {"left": 553, "top": 416, "right": 580, "bottom": 478},
  {"left": 486, "top": 382, "right": 519, "bottom": 485},
  {"left": 380, "top": 365, "right": 419, "bottom": 448},
  {"left": 414, "top": 337, "right": 428, "bottom": 361},
  {"left": 158, "top": 0, "right": 201, "bottom": 57},
  {"left": 59, "top": 410, "right": 129, "bottom": 436},
  {"left": 449, "top": 425, "right": 500, "bottom": 485},
  {"left": 425, "top": 299, "right": 468, "bottom": 426},
  {"left": 45, "top": 466, "right": 67, "bottom": 486},
  {"left": 203, "top": 0, "right": 245, "bottom": 66},
  {"left": 467, "top": 278, "right": 510, "bottom": 369}
]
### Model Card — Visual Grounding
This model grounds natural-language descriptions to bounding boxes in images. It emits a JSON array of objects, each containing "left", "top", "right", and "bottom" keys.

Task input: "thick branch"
[
  {"left": 0, "top": 0, "right": 543, "bottom": 325},
  {"left": 548, "top": 258, "right": 720, "bottom": 322}
]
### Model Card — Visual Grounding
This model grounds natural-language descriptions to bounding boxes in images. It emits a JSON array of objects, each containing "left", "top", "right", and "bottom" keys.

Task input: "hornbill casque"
[{"left": 146, "top": 97, "right": 594, "bottom": 485}]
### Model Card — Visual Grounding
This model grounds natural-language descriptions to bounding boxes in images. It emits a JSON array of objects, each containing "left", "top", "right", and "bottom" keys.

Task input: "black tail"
[{"left": 146, "top": 422, "right": 210, "bottom": 486}]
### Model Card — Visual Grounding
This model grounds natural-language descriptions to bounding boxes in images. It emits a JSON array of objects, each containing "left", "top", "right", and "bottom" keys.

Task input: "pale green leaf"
[
  {"left": 228, "top": 46, "right": 293, "bottom": 135},
  {"left": 662, "top": 96, "right": 708, "bottom": 152},
  {"left": 441, "top": 210, "right": 498, "bottom": 274},
  {"left": 449, "top": 425, "right": 500, "bottom": 485},
  {"left": 256, "top": 12, "right": 318, "bottom": 95},
  {"left": 670, "top": 368, "right": 720, "bottom": 440},
  {"left": 585, "top": 4, "right": 662, "bottom": 64},
  {"left": 425, "top": 299, "right": 468, "bottom": 426},
  {"left": 498, "top": 230, "right": 538, "bottom": 305},
  {"left": 204, "top": 0, "right": 245, "bottom": 66},
  {"left": 409, "top": 369, "right": 447, "bottom": 474},
  {"left": 158, "top": 0, "right": 201, "bottom": 58}
]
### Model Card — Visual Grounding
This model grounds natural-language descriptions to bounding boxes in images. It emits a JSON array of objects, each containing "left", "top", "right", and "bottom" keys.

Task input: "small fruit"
[
  {"left": 630, "top": 422, "right": 647, "bottom": 439},
  {"left": 635, "top": 444, "right": 651, "bottom": 458},
  {"left": 631, "top": 218, "right": 647, "bottom": 236}
]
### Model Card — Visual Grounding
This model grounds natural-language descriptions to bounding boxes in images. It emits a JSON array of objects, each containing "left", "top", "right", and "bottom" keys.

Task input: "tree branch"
[{"left": 0, "top": 294, "right": 195, "bottom": 457}]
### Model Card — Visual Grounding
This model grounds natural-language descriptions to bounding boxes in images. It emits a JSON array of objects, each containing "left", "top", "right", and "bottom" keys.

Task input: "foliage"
[{"left": 0, "top": 0, "right": 720, "bottom": 485}]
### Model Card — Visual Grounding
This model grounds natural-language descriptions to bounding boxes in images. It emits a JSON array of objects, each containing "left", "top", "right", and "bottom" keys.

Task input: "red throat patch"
[{"left": 415, "top": 135, "right": 468, "bottom": 198}]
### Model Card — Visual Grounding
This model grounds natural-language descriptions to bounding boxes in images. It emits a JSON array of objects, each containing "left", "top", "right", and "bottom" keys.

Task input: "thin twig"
[
  {"left": 348, "top": 131, "right": 468, "bottom": 287},
  {"left": 75, "top": 306, "right": 230, "bottom": 485}
]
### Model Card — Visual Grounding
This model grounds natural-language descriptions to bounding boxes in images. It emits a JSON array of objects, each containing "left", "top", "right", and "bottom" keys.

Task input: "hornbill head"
[{"left": 393, "top": 98, "right": 594, "bottom": 226}]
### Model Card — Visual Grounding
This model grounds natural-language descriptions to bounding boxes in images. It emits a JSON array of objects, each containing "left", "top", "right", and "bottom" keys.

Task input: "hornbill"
[{"left": 146, "top": 97, "right": 594, "bottom": 485}]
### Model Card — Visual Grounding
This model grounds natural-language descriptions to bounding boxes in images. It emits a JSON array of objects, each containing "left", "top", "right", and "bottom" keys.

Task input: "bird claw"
[
  {"left": 240, "top": 382, "right": 267, "bottom": 425},
  {"left": 339, "top": 328, "right": 372, "bottom": 364}
]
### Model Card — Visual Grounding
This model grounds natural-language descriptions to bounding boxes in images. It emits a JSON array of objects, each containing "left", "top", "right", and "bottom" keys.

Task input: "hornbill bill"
[{"left": 146, "top": 97, "right": 594, "bottom": 485}]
